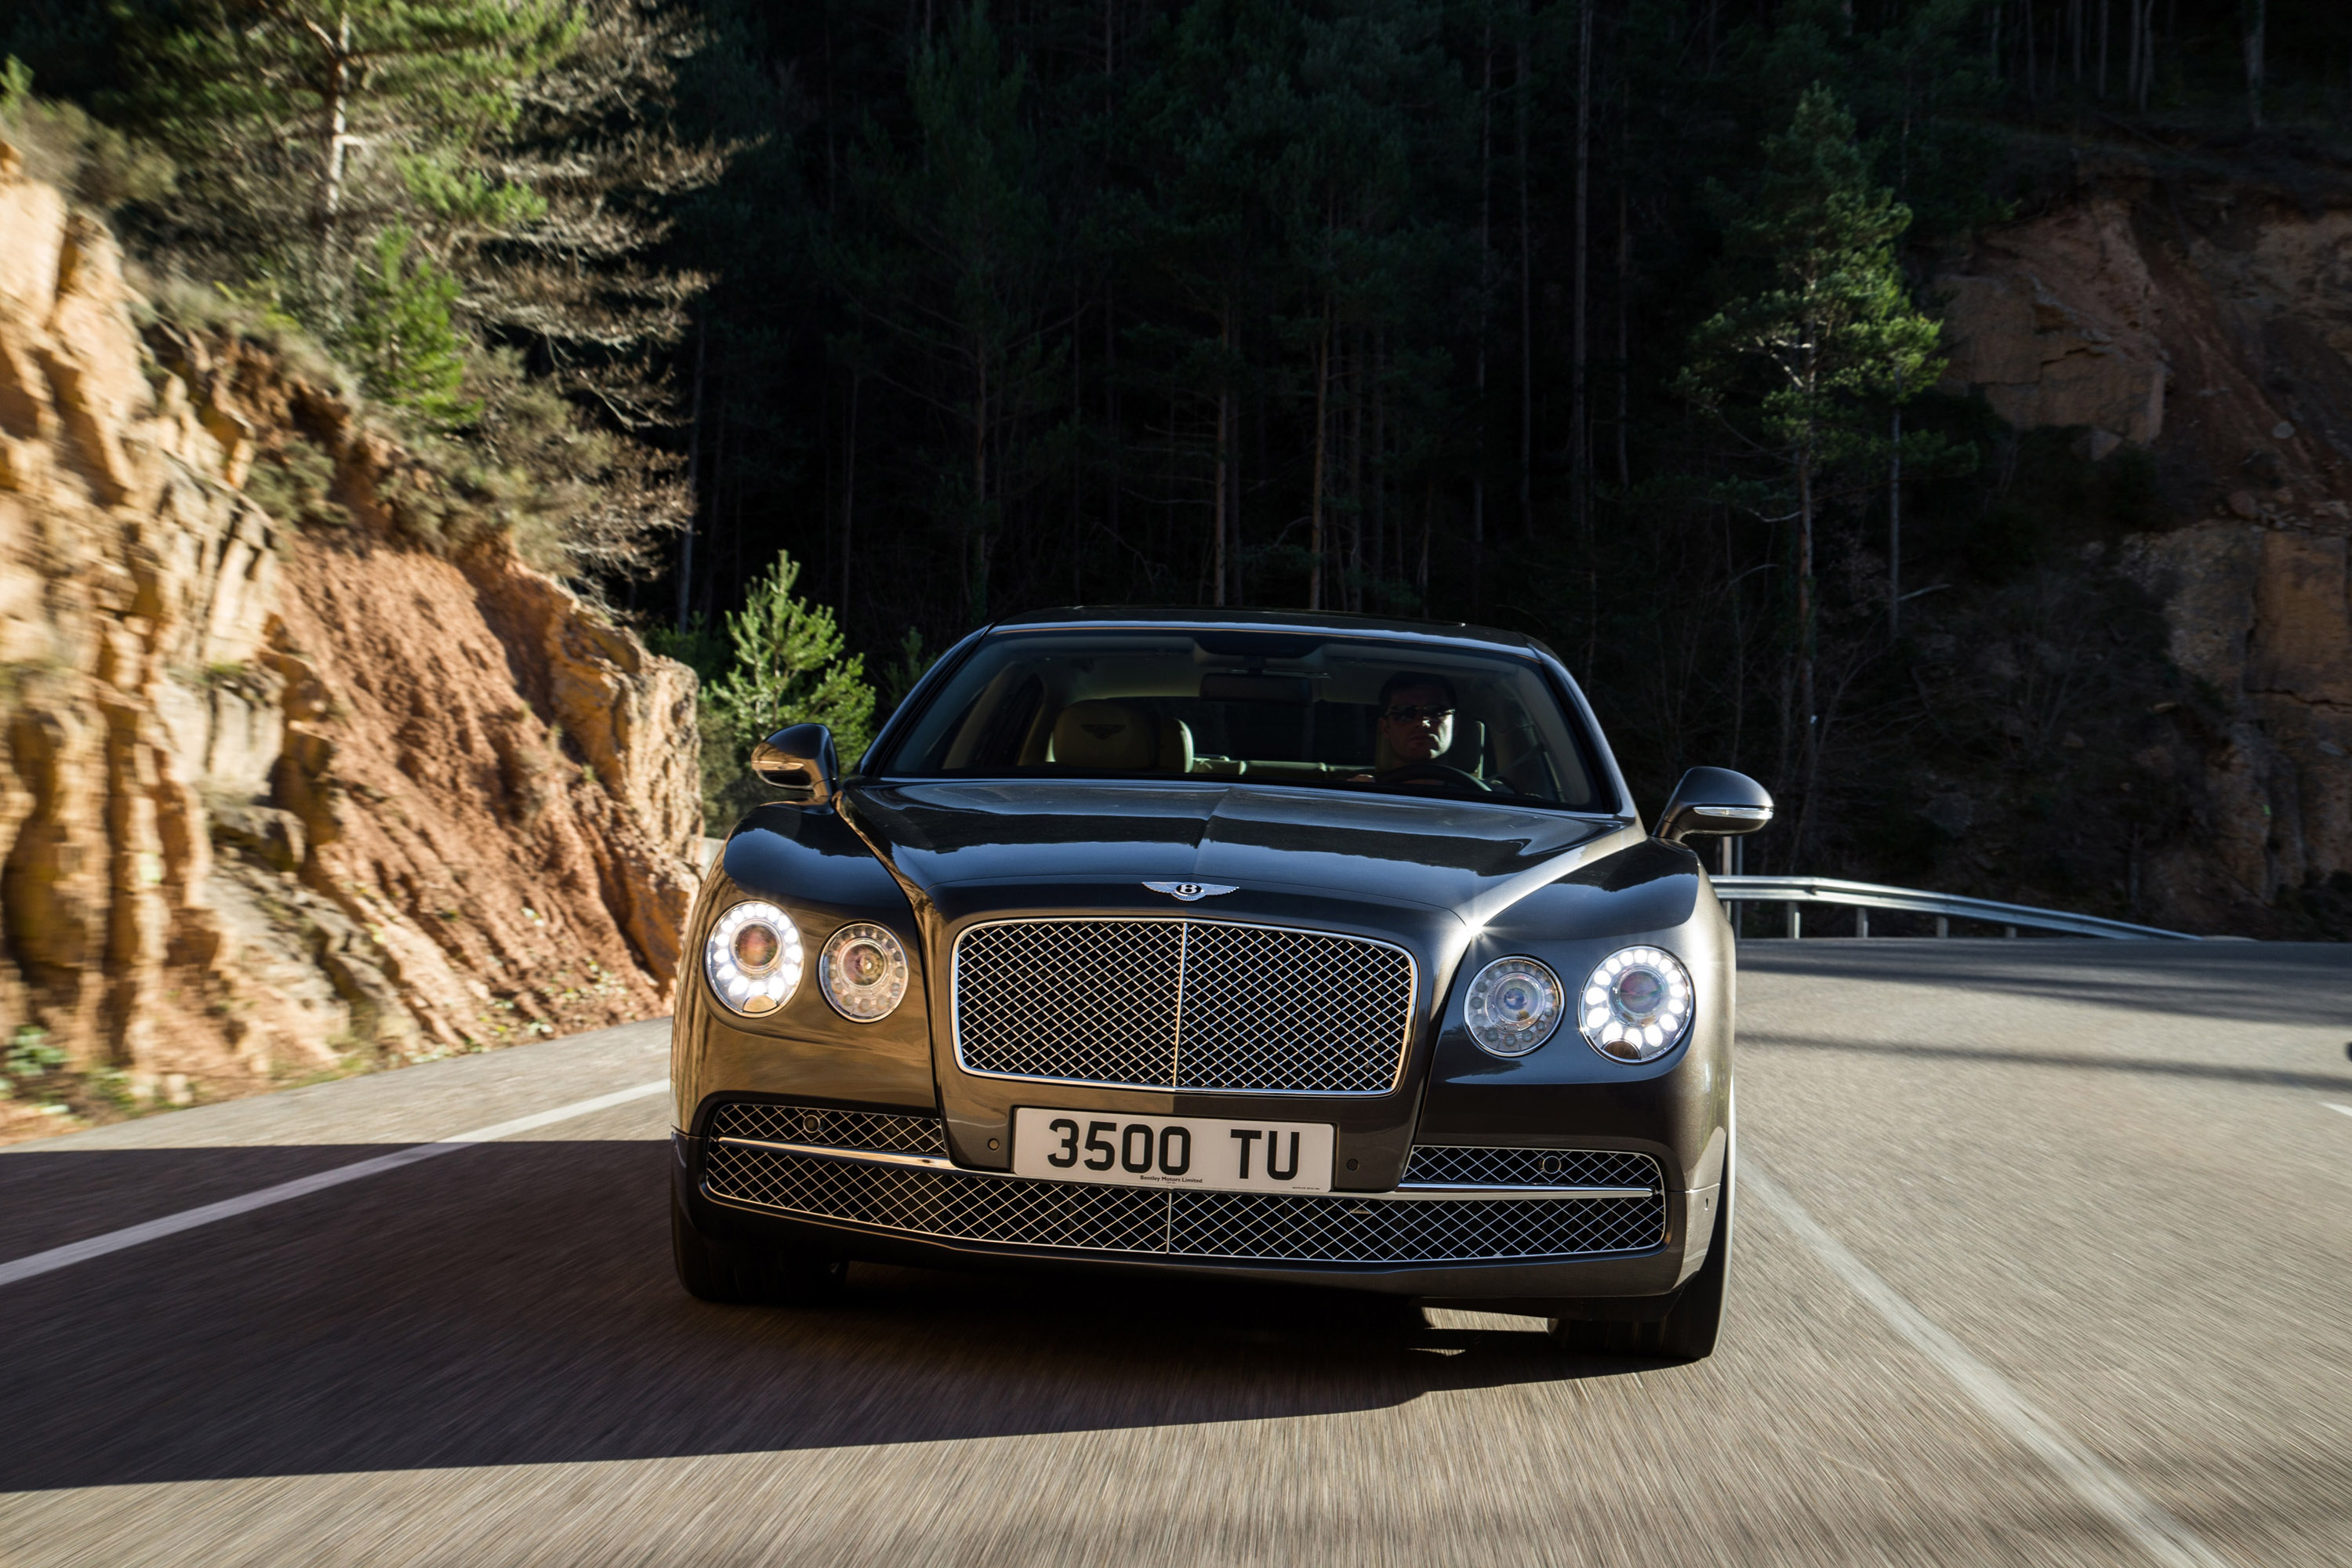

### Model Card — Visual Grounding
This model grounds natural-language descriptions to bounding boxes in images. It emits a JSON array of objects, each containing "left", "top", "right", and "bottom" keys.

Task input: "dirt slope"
[{"left": 0, "top": 143, "right": 700, "bottom": 1138}]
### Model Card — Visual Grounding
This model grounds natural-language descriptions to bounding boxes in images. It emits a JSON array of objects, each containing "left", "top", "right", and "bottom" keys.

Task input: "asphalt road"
[{"left": 2, "top": 941, "right": 2348, "bottom": 1566}]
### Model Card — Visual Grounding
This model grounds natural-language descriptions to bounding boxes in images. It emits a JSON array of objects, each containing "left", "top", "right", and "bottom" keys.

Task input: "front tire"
[
  {"left": 1551, "top": 1099, "right": 1733, "bottom": 1362},
  {"left": 672, "top": 1189, "right": 848, "bottom": 1307}
]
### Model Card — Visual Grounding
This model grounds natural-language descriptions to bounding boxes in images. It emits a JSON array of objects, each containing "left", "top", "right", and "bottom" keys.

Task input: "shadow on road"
[
  {"left": 1742, "top": 1033, "right": 2352, "bottom": 1094},
  {"left": 1738, "top": 939, "right": 2352, "bottom": 1028},
  {"left": 0, "top": 1140, "right": 1633, "bottom": 1490}
]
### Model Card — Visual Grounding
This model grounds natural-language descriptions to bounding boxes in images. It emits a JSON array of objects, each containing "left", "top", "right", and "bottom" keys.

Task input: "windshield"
[{"left": 873, "top": 629, "right": 1608, "bottom": 810}]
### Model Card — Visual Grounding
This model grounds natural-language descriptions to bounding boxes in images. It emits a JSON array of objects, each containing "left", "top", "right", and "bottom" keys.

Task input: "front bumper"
[{"left": 673, "top": 1111, "right": 1713, "bottom": 1303}]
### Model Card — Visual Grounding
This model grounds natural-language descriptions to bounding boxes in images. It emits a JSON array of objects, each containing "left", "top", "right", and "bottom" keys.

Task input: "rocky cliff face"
[
  {"left": 1935, "top": 155, "right": 2352, "bottom": 931},
  {"left": 0, "top": 147, "right": 700, "bottom": 1136}
]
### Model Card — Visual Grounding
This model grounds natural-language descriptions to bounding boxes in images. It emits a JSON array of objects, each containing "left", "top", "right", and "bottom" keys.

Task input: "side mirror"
[
  {"left": 1657, "top": 766, "right": 1773, "bottom": 844},
  {"left": 750, "top": 723, "right": 840, "bottom": 807}
]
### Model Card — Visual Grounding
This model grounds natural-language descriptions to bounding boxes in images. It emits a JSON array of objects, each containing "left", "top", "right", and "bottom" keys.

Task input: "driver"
[
  {"left": 1338, "top": 672, "right": 1476, "bottom": 791},
  {"left": 1366, "top": 671, "right": 1468, "bottom": 786}
]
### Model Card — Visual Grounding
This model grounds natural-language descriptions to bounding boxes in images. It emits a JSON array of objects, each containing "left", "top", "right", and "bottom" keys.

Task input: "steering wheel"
[{"left": 1377, "top": 761, "right": 1491, "bottom": 793}]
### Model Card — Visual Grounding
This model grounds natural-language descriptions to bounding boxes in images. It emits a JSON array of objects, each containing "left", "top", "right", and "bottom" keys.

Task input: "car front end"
[{"left": 669, "top": 612, "right": 1766, "bottom": 1356}]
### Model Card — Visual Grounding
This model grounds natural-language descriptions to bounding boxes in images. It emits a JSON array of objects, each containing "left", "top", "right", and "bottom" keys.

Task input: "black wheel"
[
  {"left": 1550, "top": 1107, "right": 1733, "bottom": 1362},
  {"left": 671, "top": 1190, "right": 848, "bottom": 1307}
]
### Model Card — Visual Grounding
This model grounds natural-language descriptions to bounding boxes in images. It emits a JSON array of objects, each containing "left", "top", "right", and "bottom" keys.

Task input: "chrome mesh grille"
[
  {"left": 703, "top": 1143, "right": 1664, "bottom": 1262},
  {"left": 1166, "top": 1189, "right": 1664, "bottom": 1261},
  {"left": 706, "top": 1141, "right": 1167, "bottom": 1250},
  {"left": 1403, "top": 1146, "right": 1660, "bottom": 1190},
  {"left": 954, "top": 920, "right": 1183, "bottom": 1087},
  {"left": 953, "top": 918, "right": 1414, "bottom": 1094},
  {"left": 710, "top": 1102, "right": 949, "bottom": 1157}
]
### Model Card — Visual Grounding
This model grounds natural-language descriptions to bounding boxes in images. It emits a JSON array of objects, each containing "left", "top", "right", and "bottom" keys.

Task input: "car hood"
[{"left": 843, "top": 781, "right": 1632, "bottom": 925}]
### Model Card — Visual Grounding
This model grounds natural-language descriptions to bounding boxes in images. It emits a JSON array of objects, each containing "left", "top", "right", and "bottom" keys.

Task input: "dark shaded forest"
[{"left": 6, "top": 0, "right": 2350, "bottom": 923}]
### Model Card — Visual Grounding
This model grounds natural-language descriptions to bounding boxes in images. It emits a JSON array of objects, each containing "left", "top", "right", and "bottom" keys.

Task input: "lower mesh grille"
[
  {"left": 710, "top": 1102, "right": 949, "bottom": 1157},
  {"left": 703, "top": 1141, "right": 1664, "bottom": 1263},
  {"left": 1402, "top": 1145, "right": 1659, "bottom": 1190}
]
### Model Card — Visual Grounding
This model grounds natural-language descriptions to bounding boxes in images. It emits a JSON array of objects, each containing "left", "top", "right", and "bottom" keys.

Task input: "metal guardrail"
[{"left": 1712, "top": 875, "right": 2199, "bottom": 941}]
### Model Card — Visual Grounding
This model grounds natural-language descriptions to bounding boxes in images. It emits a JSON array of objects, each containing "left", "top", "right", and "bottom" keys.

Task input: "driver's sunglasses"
[{"left": 1382, "top": 705, "right": 1455, "bottom": 724}]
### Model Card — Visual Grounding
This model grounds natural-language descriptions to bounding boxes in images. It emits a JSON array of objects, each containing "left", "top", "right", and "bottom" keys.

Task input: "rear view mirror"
[
  {"left": 750, "top": 724, "right": 839, "bottom": 807},
  {"left": 1656, "top": 767, "right": 1773, "bottom": 844},
  {"left": 1200, "top": 672, "right": 1314, "bottom": 705}
]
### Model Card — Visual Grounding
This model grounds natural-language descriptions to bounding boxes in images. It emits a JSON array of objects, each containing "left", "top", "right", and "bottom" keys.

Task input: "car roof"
[{"left": 987, "top": 605, "right": 1553, "bottom": 657}]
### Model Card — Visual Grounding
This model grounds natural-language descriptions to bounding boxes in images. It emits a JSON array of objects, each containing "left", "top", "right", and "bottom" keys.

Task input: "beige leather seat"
[{"left": 1047, "top": 702, "right": 1193, "bottom": 772}]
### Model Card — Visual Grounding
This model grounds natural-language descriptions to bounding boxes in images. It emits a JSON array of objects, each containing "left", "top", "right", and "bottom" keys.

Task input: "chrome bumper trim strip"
[
  {"left": 716, "top": 1138, "right": 1653, "bottom": 1199},
  {"left": 1388, "top": 1182, "right": 1657, "bottom": 1200},
  {"left": 714, "top": 1137, "right": 959, "bottom": 1172}
]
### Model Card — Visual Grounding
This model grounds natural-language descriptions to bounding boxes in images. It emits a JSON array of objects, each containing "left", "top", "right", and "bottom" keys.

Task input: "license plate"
[{"left": 1011, "top": 1107, "right": 1335, "bottom": 1194}]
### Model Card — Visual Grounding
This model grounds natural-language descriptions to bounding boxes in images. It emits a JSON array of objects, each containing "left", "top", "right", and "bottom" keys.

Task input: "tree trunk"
[
  {"left": 1105, "top": 281, "right": 1120, "bottom": 575},
  {"left": 970, "top": 339, "right": 989, "bottom": 623},
  {"left": 840, "top": 372, "right": 860, "bottom": 614},
  {"left": 1888, "top": 366, "right": 1903, "bottom": 641},
  {"left": 1616, "top": 181, "right": 1631, "bottom": 489},
  {"left": 1571, "top": 0, "right": 1592, "bottom": 551},
  {"left": 1308, "top": 305, "right": 1330, "bottom": 612},
  {"left": 1517, "top": 4, "right": 1533, "bottom": 538},
  {"left": 2244, "top": 0, "right": 2265, "bottom": 128},
  {"left": 2025, "top": 0, "right": 2038, "bottom": 101},
  {"left": 1372, "top": 330, "right": 1387, "bottom": 593},
  {"left": 1472, "top": 25, "right": 1492, "bottom": 616},
  {"left": 1417, "top": 477, "right": 1432, "bottom": 603},
  {"left": 2099, "top": 0, "right": 2110, "bottom": 95},
  {"left": 700, "top": 388, "right": 724, "bottom": 622},
  {"left": 314, "top": 12, "right": 354, "bottom": 242},
  {"left": 1795, "top": 423, "right": 1818, "bottom": 858},
  {"left": 1213, "top": 306, "right": 1230, "bottom": 608},
  {"left": 1349, "top": 332, "right": 1366, "bottom": 611},
  {"left": 676, "top": 314, "right": 706, "bottom": 634}
]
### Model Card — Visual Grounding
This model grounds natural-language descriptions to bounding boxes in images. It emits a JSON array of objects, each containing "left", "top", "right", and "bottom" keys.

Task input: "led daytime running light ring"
[
  {"left": 1578, "top": 945, "right": 1693, "bottom": 1062},
  {"left": 705, "top": 900, "right": 804, "bottom": 1017}
]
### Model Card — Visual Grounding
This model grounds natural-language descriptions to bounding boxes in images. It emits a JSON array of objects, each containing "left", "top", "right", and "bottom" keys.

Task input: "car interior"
[{"left": 891, "top": 633, "right": 1600, "bottom": 807}]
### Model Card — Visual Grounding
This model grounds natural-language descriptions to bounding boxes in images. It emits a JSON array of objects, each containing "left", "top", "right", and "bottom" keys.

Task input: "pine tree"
[
  {"left": 702, "top": 550, "right": 877, "bottom": 822},
  {"left": 341, "top": 224, "right": 477, "bottom": 426},
  {"left": 122, "top": 0, "right": 578, "bottom": 294},
  {"left": 1679, "top": 85, "right": 1942, "bottom": 852}
]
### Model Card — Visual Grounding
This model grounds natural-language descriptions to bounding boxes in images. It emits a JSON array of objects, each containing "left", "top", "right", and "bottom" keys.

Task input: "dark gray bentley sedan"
[{"left": 670, "top": 608, "right": 1771, "bottom": 1359}]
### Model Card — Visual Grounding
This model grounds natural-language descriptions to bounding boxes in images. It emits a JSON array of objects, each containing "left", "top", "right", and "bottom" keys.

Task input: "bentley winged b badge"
[{"left": 1143, "top": 880, "right": 1238, "bottom": 902}]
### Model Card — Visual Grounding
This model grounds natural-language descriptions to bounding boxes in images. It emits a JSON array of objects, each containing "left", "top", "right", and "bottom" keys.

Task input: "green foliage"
[
  {"left": 881, "top": 627, "right": 931, "bottom": 714},
  {"left": 0, "top": 1025, "right": 67, "bottom": 1100},
  {"left": 241, "top": 432, "right": 350, "bottom": 530},
  {"left": 394, "top": 151, "right": 550, "bottom": 230},
  {"left": 121, "top": 0, "right": 577, "bottom": 242},
  {"left": 1682, "top": 85, "right": 1944, "bottom": 474},
  {"left": 0, "top": 55, "right": 174, "bottom": 209},
  {"left": 699, "top": 552, "right": 877, "bottom": 825},
  {"left": 646, "top": 615, "right": 732, "bottom": 687},
  {"left": 338, "top": 225, "right": 478, "bottom": 428}
]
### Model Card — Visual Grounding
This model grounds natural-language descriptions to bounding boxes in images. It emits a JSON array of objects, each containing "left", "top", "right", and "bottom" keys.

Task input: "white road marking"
[
  {"left": 2325, "top": 1102, "right": 2352, "bottom": 1120},
  {"left": 0, "top": 1079, "right": 669, "bottom": 1291},
  {"left": 1744, "top": 1158, "right": 2230, "bottom": 1568}
]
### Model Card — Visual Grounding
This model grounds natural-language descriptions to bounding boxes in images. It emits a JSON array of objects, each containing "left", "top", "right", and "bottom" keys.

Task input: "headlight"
[
  {"left": 705, "top": 900, "right": 804, "bottom": 1015},
  {"left": 1464, "top": 956, "right": 1563, "bottom": 1057},
  {"left": 820, "top": 922, "right": 909, "bottom": 1021},
  {"left": 1579, "top": 946, "right": 1693, "bottom": 1062}
]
